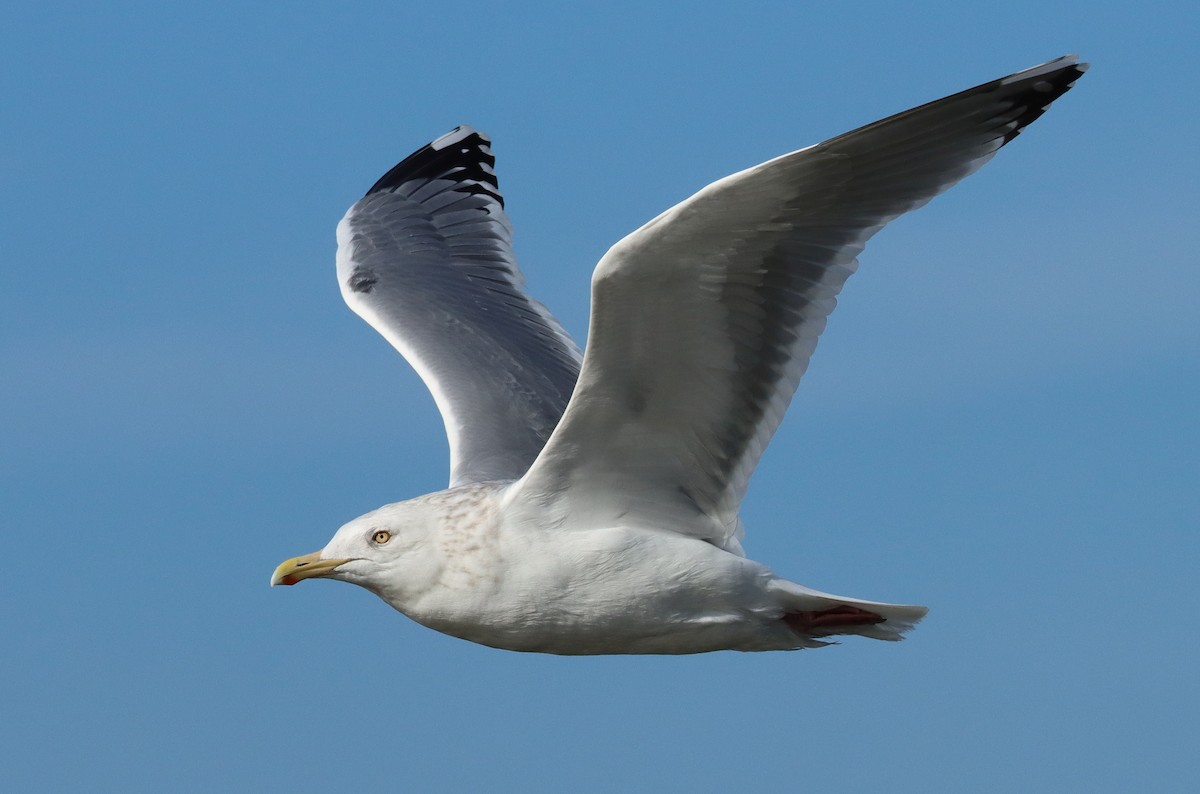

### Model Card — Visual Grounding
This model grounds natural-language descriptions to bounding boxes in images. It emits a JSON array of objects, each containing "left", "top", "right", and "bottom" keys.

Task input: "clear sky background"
[{"left": 3, "top": 2, "right": 1197, "bottom": 791}]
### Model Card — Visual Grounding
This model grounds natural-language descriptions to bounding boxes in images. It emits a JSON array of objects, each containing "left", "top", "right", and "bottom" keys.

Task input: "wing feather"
[
  {"left": 512, "top": 56, "right": 1087, "bottom": 546},
  {"left": 337, "top": 127, "right": 582, "bottom": 487}
]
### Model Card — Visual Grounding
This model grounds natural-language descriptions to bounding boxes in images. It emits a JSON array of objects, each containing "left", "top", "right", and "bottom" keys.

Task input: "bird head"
[{"left": 270, "top": 500, "right": 444, "bottom": 606}]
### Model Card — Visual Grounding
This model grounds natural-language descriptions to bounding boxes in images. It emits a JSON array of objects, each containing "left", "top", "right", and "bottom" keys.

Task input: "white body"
[{"left": 329, "top": 484, "right": 924, "bottom": 655}]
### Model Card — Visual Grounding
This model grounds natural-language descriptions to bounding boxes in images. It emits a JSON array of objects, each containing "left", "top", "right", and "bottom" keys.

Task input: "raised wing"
[
  {"left": 511, "top": 56, "right": 1087, "bottom": 547},
  {"left": 337, "top": 127, "right": 582, "bottom": 487}
]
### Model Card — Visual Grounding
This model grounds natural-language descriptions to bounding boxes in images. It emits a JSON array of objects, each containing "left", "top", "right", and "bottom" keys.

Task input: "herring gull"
[{"left": 272, "top": 56, "right": 1087, "bottom": 654}]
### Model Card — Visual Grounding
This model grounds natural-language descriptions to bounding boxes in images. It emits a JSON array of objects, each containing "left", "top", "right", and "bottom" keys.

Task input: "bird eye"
[{"left": 372, "top": 530, "right": 392, "bottom": 545}]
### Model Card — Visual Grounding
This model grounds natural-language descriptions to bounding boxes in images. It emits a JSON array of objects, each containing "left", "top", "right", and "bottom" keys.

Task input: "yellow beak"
[{"left": 271, "top": 551, "right": 353, "bottom": 587}]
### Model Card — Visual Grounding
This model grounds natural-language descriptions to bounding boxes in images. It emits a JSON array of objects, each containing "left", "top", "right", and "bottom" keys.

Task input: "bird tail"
[{"left": 768, "top": 579, "right": 928, "bottom": 643}]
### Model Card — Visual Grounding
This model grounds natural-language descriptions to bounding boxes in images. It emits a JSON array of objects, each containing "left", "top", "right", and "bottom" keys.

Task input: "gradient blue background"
[{"left": 3, "top": 2, "right": 1196, "bottom": 790}]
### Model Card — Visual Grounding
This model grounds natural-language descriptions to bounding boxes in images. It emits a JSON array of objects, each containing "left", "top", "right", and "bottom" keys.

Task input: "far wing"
[
  {"left": 511, "top": 57, "right": 1087, "bottom": 546},
  {"left": 337, "top": 127, "right": 582, "bottom": 486}
]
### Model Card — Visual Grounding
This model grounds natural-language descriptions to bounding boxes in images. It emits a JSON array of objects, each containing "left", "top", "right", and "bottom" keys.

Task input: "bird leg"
[{"left": 783, "top": 605, "right": 885, "bottom": 633}]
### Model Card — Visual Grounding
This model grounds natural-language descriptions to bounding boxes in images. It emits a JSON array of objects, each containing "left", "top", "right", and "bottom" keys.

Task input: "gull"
[{"left": 272, "top": 56, "right": 1087, "bottom": 654}]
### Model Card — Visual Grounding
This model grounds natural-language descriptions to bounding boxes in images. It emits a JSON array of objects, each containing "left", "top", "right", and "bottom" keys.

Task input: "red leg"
[{"left": 783, "top": 605, "right": 885, "bottom": 633}]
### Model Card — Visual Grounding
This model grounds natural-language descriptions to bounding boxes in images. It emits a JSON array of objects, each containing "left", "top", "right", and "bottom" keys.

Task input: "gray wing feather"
[
  {"left": 336, "top": 127, "right": 582, "bottom": 487},
  {"left": 513, "top": 56, "right": 1087, "bottom": 546}
]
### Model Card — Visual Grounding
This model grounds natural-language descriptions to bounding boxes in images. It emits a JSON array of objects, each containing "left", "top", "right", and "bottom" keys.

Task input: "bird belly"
[{"left": 400, "top": 526, "right": 800, "bottom": 654}]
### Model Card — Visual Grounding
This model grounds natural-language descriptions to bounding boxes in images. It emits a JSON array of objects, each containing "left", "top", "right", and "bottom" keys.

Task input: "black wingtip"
[
  {"left": 818, "top": 55, "right": 1089, "bottom": 157},
  {"left": 992, "top": 55, "right": 1089, "bottom": 145},
  {"left": 365, "top": 125, "right": 504, "bottom": 206}
]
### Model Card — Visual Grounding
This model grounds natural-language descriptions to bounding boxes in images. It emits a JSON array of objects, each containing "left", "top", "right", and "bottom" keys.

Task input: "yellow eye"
[{"left": 372, "top": 530, "right": 392, "bottom": 545}]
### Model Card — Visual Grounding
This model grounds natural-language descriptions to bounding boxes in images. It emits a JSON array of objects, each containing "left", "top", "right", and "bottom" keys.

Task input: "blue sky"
[{"left": 3, "top": 1, "right": 1197, "bottom": 790}]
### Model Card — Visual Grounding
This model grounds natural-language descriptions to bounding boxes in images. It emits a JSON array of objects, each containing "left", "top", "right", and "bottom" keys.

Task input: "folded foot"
[{"left": 783, "top": 605, "right": 886, "bottom": 634}]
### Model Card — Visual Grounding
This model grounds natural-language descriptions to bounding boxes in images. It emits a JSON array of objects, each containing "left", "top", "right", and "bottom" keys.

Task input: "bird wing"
[
  {"left": 509, "top": 56, "right": 1087, "bottom": 547},
  {"left": 336, "top": 127, "right": 582, "bottom": 487}
]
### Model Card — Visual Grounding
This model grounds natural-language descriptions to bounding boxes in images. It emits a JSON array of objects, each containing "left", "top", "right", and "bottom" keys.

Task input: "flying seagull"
[{"left": 272, "top": 56, "right": 1087, "bottom": 654}]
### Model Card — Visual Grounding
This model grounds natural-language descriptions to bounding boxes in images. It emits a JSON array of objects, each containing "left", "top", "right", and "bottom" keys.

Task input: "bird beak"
[{"left": 271, "top": 551, "right": 353, "bottom": 587}]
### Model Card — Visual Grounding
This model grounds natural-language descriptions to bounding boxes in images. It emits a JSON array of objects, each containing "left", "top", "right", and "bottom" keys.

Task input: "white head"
[{"left": 270, "top": 499, "right": 446, "bottom": 609}]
